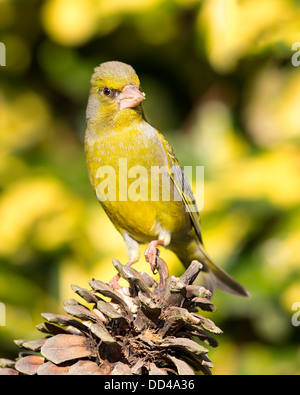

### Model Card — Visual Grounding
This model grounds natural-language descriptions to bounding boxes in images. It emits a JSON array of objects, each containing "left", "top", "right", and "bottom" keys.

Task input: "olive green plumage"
[{"left": 85, "top": 61, "right": 250, "bottom": 298}]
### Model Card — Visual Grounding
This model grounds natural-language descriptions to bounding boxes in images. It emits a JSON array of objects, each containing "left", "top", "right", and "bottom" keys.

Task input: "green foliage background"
[{"left": 1, "top": 0, "right": 300, "bottom": 374}]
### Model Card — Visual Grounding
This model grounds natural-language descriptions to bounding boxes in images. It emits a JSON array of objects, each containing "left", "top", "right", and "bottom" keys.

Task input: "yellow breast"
[{"left": 85, "top": 121, "right": 192, "bottom": 244}]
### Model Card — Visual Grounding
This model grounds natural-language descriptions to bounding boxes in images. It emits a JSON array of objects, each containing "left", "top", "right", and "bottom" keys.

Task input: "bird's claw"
[{"left": 145, "top": 241, "right": 160, "bottom": 272}]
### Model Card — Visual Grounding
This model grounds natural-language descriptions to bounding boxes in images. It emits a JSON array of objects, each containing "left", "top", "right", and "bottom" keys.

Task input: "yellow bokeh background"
[{"left": 0, "top": 0, "right": 300, "bottom": 374}]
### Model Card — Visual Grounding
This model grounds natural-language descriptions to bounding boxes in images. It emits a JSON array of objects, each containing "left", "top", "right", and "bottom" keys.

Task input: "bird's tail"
[{"left": 186, "top": 244, "right": 250, "bottom": 298}]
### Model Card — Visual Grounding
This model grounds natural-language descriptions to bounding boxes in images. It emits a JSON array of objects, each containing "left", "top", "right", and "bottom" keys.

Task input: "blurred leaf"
[{"left": 0, "top": 0, "right": 300, "bottom": 374}]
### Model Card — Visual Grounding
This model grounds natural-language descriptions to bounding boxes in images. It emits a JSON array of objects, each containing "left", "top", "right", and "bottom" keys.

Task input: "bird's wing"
[{"left": 155, "top": 130, "right": 203, "bottom": 245}]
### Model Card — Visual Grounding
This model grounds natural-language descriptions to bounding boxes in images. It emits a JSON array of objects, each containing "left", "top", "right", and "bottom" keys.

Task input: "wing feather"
[{"left": 155, "top": 131, "right": 203, "bottom": 245}]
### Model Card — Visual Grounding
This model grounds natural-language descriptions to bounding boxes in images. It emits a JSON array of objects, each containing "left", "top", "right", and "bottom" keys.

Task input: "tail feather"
[{"left": 193, "top": 246, "right": 250, "bottom": 298}]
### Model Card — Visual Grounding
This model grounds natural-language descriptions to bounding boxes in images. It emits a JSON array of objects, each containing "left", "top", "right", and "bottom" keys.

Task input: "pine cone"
[{"left": 0, "top": 255, "right": 222, "bottom": 375}]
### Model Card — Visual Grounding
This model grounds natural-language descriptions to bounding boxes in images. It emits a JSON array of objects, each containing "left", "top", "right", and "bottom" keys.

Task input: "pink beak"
[{"left": 118, "top": 85, "right": 146, "bottom": 110}]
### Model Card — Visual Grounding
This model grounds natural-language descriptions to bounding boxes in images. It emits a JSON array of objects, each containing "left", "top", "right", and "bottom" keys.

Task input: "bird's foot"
[
  {"left": 109, "top": 273, "right": 121, "bottom": 289},
  {"left": 109, "top": 260, "right": 135, "bottom": 289},
  {"left": 144, "top": 240, "right": 164, "bottom": 272}
]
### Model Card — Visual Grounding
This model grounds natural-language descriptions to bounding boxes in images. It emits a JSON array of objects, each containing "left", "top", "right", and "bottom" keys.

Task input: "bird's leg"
[{"left": 144, "top": 240, "right": 165, "bottom": 272}]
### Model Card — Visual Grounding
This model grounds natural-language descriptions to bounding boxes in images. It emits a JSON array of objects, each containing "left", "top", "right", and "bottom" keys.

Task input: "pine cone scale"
[{"left": 0, "top": 255, "right": 221, "bottom": 375}]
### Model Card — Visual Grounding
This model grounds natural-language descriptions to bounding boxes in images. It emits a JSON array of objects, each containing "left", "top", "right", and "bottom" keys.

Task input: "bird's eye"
[{"left": 103, "top": 87, "right": 112, "bottom": 96}]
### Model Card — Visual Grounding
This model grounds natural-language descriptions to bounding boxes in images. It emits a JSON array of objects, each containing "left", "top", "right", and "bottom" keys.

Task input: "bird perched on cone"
[{"left": 84, "top": 60, "right": 250, "bottom": 297}]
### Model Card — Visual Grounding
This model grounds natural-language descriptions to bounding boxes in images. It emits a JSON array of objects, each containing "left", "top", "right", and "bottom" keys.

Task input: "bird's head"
[{"left": 87, "top": 61, "right": 146, "bottom": 125}]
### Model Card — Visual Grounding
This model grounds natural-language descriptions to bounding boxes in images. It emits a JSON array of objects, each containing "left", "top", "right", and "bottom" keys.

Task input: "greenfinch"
[{"left": 85, "top": 61, "right": 250, "bottom": 297}]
